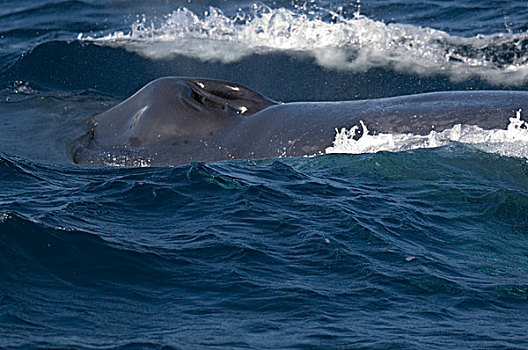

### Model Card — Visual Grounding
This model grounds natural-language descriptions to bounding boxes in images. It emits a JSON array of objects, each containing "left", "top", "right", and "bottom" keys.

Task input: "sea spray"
[
  {"left": 81, "top": 5, "right": 528, "bottom": 86},
  {"left": 326, "top": 109, "right": 528, "bottom": 158}
]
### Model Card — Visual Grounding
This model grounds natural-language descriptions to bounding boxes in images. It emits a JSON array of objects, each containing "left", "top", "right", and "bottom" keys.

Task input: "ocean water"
[{"left": 1, "top": 0, "right": 528, "bottom": 348}]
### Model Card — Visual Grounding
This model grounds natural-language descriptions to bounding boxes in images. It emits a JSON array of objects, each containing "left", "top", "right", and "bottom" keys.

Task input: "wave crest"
[{"left": 81, "top": 5, "right": 528, "bottom": 86}]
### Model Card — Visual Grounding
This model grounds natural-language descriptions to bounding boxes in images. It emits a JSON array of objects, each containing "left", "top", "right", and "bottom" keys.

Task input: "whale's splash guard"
[
  {"left": 326, "top": 109, "right": 528, "bottom": 159},
  {"left": 81, "top": 5, "right": 528, "bottom": 86}
]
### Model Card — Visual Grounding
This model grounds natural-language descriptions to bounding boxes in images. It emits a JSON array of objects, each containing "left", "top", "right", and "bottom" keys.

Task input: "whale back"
[{"left": 69, "top": 77, "right": 528, "bottom": 166}]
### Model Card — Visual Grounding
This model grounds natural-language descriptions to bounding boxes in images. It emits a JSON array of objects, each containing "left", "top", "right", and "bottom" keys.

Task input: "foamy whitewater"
[
  {"left": 81, "top": 5, "right": 528, "bottom": 86},
  {"left": 326, "top": 109, "right": 528, "bottom": 159}
]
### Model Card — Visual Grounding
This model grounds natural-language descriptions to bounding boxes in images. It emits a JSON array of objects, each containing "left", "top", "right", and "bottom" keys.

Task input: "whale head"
[{"left": 70, "top": 77, "right": 276, "bottom": 164}]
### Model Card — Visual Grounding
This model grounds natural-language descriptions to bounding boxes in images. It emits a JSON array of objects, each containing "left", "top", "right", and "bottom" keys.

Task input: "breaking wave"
[{"left": 80, "top": 5, "right": 528, "bottom": 86}]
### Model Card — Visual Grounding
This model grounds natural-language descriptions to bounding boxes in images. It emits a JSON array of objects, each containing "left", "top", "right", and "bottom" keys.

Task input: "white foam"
[
  {"left": 326, "top": 110, "right": 528, "bottom": 159},
  {"left": 101, "top": 152, "right": 152, "bottom": 167},
  {"left": 79, "top": 5, "right": 528, "bottom": 86},
  {"left": 0, "top": 213, "right": 12, "bottom": 223}
]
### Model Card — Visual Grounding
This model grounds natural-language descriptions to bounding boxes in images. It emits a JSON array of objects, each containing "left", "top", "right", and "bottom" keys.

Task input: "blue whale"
[{"left": 70, "top": 77, "right": 528, "bottom": 166}]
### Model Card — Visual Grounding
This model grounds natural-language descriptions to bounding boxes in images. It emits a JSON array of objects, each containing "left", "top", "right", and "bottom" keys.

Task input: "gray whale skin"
[{"left": 70, "top": 76, "right": 528, "bottom": 166}]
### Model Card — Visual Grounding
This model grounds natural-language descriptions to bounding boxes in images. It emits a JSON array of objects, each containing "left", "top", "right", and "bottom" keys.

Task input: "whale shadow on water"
[{"left": 69, "top": 76, "right": 528, "bottom": 166}]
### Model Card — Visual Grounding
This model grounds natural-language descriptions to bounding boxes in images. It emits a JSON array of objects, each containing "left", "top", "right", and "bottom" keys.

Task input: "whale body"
[{"left": 70, "top": 77, "right": 528, "bottom": 166}]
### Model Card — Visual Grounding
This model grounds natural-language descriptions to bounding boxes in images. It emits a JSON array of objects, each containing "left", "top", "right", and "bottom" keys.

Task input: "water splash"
[
  {"left": 326, "top": 109, "right": 528, "bottom": 158},
  {"left": 100, "top": 152, "right": 152, "bottom": 167},
  {"left": 80, "top": 5, "right": 528, "bottom": 86}
]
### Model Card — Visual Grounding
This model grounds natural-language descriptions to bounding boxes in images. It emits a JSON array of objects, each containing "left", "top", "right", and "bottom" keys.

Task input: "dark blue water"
[{"left": 1, "top": 1, "right": 528, "bottom": 348}]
